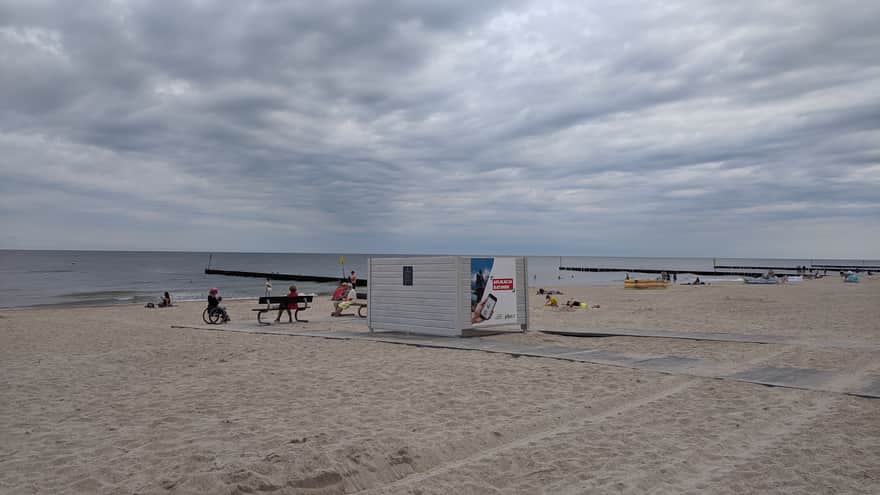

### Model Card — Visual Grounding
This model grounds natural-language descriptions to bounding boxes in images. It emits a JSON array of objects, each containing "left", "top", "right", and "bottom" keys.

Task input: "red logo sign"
[{"left": 492, "top": 278, "right": 514, "bottom": 291}]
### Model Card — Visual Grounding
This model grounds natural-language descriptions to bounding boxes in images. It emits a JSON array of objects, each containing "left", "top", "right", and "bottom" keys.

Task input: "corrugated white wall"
[
  {"left": 368, "top": 257, "right": 462, "bottom": 336},
  {"left": 518, "top": 257, "right": 529, "bottom": 330},
  {"left": 368, "top": 256, "right": 529, "bottom": 336},
  {"left": 457, "top": 256, "right": 471, "bottom": 330}
]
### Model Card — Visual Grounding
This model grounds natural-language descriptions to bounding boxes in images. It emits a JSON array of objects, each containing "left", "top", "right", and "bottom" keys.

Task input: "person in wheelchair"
[{"left": 207, "top": 287, "right": 230, "bottom": 322}]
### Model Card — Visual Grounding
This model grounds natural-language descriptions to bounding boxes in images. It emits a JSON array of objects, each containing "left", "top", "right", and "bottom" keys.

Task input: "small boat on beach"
[
  {"left": 744, "top": 277, "right": 778, "bottom": 285},
  {"left": 624, "top": 279, "right": 668, "bottom": 289}
]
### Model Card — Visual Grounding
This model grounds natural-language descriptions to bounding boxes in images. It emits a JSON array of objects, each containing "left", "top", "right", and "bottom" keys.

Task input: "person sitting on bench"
[
  {"left": 332, "top": 283, "right": 356, "bottom": 316},
  {"left": 275, "top": 285, "right": 299, "bottom": 323},
  {"left": 331, "top": 280, "right": 348, "bottom": 301}
]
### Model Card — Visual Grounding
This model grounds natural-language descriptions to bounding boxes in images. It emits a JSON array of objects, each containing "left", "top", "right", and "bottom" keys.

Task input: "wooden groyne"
[
  {"left": 713, "top": 265, "right": 803, "bottom": 271},
  {"left": 811, "top": 264, "right": 879, "bottom": 271},
  {"left": 713, "top": 264, "right": 877, "bottom": 272},
  {"left": 558, "top": 266, "right": 767, "bottom": 278},
  {"left": 205, "top": 268, "right": 368, "bottom": 287}
]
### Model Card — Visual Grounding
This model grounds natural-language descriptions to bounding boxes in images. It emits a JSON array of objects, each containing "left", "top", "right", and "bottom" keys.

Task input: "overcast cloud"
[{"left": 1, "top": 0, "right": 878, "bottom": 257}]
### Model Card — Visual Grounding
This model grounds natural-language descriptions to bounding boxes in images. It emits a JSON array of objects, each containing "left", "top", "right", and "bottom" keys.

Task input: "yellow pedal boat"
[{"left": 624, "top": 279, "right": 669, "bottom": 289}]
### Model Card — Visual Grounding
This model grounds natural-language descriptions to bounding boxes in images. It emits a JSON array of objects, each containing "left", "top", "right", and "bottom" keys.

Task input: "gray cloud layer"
[{"left": 1, "top": 0, "right": 878, "bottom": 257}]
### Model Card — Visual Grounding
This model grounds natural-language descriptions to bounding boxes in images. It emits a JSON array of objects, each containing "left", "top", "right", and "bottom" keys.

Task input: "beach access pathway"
[{"left": 173, "top": 321, "right": 880, "bottom": 400}]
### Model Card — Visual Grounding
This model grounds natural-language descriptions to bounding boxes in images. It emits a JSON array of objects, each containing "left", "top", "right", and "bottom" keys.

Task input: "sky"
[{"left": 1, "top": 0, "right": 878, "bottom": 258}]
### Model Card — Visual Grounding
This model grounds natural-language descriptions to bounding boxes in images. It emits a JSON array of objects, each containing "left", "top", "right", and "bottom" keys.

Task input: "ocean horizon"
[{"left": 1, "top": 249, "right": 877, "bottom": 309}]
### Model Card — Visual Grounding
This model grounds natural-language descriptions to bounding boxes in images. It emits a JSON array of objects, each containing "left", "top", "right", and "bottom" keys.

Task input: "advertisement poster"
[{"left": 470, "top": 257, "right": 517, "bottom": 327}]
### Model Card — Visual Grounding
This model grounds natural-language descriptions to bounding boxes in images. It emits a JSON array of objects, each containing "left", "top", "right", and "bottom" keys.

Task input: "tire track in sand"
[
  {"left": 352, "top": 348, "right": 792, "bottom": 493},
  {"left": 552, "top": 352, "right": 879, "bottom": 494},
  {"left": 354, "top": 377, "right": 697, "bottom": 494}
]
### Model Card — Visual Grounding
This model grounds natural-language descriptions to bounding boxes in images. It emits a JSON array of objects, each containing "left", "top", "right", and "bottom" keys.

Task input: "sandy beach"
[{"left": 2, "top": 276, "right": 879, "bottom": 494}]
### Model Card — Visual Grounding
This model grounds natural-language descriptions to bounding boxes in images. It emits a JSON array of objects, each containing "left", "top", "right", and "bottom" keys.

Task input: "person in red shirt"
[
  {"left": 332, "top": 283, "right": 356, "bottom": 316},
  {"left": 331, "top": 280, "right": 347, "bottom": 301},
  {"left": 274, "top": 285, "right": 299, "bottom": 323}
]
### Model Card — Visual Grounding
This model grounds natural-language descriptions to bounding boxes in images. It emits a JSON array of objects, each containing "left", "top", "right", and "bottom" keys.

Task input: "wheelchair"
[{"left": 202, "top": 306, "right": 229, "bottom": 324}]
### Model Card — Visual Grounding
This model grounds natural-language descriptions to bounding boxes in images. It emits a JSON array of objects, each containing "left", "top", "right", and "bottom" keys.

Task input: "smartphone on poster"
[{"left": 480, "top": 294, "right": 497, "bottom": 320}]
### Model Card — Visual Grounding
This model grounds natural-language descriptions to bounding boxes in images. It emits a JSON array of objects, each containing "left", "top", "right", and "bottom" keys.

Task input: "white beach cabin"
[{"left": 367, "top": 256, "right": 529, "bottom": 337}]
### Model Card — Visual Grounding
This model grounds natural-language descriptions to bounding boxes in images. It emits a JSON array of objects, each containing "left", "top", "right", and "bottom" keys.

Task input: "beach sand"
[{"left": 1, "top": 276, "right": 879, "bottom": 493}]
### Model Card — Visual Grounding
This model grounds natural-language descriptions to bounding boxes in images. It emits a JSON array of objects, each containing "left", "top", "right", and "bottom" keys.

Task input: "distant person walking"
[{"left": 349, "top": 270, "right": 358, "bottom": 287}]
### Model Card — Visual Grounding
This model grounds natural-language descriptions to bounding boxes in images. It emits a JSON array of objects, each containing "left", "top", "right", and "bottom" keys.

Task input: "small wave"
[
  {"left": 56, "top": 290, "right": 155, "bottom": 307},
  {"left": 27, "top": 269, "right": 75, "bottom": 273},
  {"left": 13, "top": 297, "right": 151, "bottom": 309},
  {"left": 63, "top": 290, "right": 142, "bottom": 298}
]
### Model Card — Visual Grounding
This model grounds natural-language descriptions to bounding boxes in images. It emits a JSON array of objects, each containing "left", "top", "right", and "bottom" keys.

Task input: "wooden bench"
[
  {"left": 253, "top": 295, "right": 313, "bottom": 325},
  {"left": 332, "top": 292, "right": 368, "bottom": 318}
]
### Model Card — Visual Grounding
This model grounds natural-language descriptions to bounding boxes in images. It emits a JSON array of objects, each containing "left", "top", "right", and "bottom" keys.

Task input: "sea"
[{"left": 1, "top": 250, "right": 877, "bottom": 309}]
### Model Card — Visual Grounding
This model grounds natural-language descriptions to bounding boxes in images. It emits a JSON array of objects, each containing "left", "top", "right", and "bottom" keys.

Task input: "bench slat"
[{"left": 258, "top": 296, "right": 313, "bottom": 304}]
